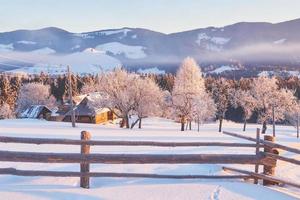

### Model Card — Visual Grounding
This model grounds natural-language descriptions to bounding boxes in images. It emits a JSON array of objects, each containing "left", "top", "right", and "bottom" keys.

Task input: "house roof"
[
  {"left": 20, "top": 105, "right": 51, "bottom": 118},
  {"left": 64, "top": 93, "right": 110, "bottom": 117}
]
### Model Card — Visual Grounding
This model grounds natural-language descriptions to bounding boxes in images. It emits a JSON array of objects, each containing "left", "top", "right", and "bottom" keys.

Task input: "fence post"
[
  {"left": 263, "top": 135, "right": 279, "bottom": 186},
  {"left": 80, "top": 131, "right": 91, "bottom": 189},
  {"left": 254, "top": 128, "right": 260, "bottom": 184}
]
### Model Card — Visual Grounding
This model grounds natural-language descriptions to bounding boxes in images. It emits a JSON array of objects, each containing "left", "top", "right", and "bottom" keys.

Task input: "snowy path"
[{"left": 0, "top": 118, "right": 299, "bottom": 199}]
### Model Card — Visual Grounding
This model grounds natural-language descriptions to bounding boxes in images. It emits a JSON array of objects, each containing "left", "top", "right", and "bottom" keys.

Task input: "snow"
[
  {"left": 137, "top": 67, "right": 165, "bottom": 74},
  {"left": 8, "top": 49, "right": 121, "bottom": 75},
  {"left": 258, "top": 70, "right": 300, "bottom": 78},
  {"left": 205, "top": 44, "right": 223, "bottom": 52},
  {"left": 131, "top": 34, "right": 137, "bottom": 39},
  {"left": 95, "top": 42, "right": 147, "bottom": 59},
  {"left": 196, "top": 33, "right": 231, "bottom": 49},
  {"left": 0, "top": 118, "right": 299, "bottom": 199},
  {"left": 274, "top": 39, "right": 287, "bottom": 45},
  {"left": 208, "top": 65, "right": 238, "bottom": 74},
  {"left": 30, "top": 47, "right": 56, "bottom": 55},
  {"left": 210, "top": 37, "right": 231, "bottom": 45},
  {"left": 99, "top": 29, "right": 132, "bottom": 38},
  {"left": 73, "top": 33, "right": 95, "bottom": 39},
  {"left": 17, "top": 41, "right": 37, "bottom": 45},
  {"left": 20, "top": 105, "right": 43, "bottom": 118},
  {"left": 71, "top": 45, "right": 80, "bottom": 50},
  {"left": 0, "top": 43, "right": 14, "bottom": 52}
]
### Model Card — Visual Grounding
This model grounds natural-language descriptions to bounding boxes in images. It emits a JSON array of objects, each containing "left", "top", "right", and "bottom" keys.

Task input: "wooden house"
[
  {"left": 20, "top": 105, "right": 52, "bottom": 119},
  {"left": 62, "top": 95, "right": 116, "bottom": 124}
]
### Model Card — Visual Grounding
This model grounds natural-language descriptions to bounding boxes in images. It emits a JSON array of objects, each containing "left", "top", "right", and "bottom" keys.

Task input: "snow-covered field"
[{"left": 0, "top": 118, "right": 299, "bottom": 200}]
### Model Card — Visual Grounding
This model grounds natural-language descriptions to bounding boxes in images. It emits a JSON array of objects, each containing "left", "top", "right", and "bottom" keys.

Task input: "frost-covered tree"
[
  {"left": 131, "top": 77, "right": 163, "bottom": 129},
  {"left": 231, "top": 89, "right": 256, "bottom": 131},
  {"left": 91, "top": 68, "right": 139, "bottom": 128},
  {"left": 208, "top": 78, "right": 232, "bottom": 132},
  {"left": 285, "top": 101, "right": 300, "bottom": 138},
  {"left": 192, "top": 93, "right": 216, "bottom": 132},
  {"left": 81, "top": 81, "right": 98, "bottom": 94},
  {"left": 16, "top": 83, "right": 56, "bottom": 115},
  {"left": 250, "top": 76, "right": 296, "bottom": 134},
  {"left": 0, "top": 76, "right": 15, "bottom": 108},
  {"left": 0, "top": 103, "right": 14, "bottom": 119},
  {"left": 171, "top": 57, "right": 208, "bottom": 131}
]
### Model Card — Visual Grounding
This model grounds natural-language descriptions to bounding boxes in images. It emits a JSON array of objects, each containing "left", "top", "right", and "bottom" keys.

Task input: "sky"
[{"left": 0, "top": 0, "right": 300, "bottom": 33}]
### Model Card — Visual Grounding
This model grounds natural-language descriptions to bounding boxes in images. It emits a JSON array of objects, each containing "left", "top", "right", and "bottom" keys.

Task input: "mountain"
[{"left": 1, "top": 18, "right": 300, "bottom": 74}]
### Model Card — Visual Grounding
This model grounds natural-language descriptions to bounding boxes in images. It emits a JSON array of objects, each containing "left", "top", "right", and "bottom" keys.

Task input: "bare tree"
[
  {"left": 209, "top": 78, "right": 232, "bottom": 132},
  {"left": 192, "top": 93, "right": 216, "bottom": 132},
  {"left": 250, "top": 76, "right": 296, "bottom": 135},
  {"left": 131, "top": 77, "right": 163, "bottom": 129},
  {"left": 91, "top": 68, "right": 139, "bottom": 128},
  {"left": 231, "top": 89, "right": 256, "bottom": 131}
]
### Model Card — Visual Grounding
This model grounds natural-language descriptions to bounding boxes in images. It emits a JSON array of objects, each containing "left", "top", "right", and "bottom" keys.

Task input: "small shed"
[
  {"left": 62, "top": 95, "right": 116, "bottom": 124},
  {"left": 20, "top": 105, "right": 52, "bottom": 119}
]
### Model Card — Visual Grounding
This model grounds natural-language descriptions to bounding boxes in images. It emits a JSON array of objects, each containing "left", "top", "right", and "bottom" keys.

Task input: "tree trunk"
[
  {"left": 180, "top": 117, "right": 185, "bottom": 131},
  {"left": 130, "top": 118, "right": 140, "bottom": 129},
  {"left": 297, "top": 113, "right": 299, "bottom": 138},
  {"left": 120, "top": 118, "right": 125, "bottom": 128},
  {"left": 189, "top": 121, "right": 192, "bottom": 130},
  {"left": 125, "top": 115, "right": 130, "bottom": 128},
  {"left": 138, "top": 117, "right": 142, "bottom": 129},
  {"left": 197, "top": 118, "right": 200, "bottom": 132},
  {"left": 262, "top": 121, "right": 267, "bottom": 134},
  {"left": 243, "top": 118, "right": 247, "bottom": 132},
  {"left": 218, "top": 117, "right": 223, "bottom": 132},
  {"left": 185, "top": 121, "right": 188, "bottom": 130},
  {"left": 272, "top": 106, "right": 275, "bottom": 137},
  {"left": 121, "top": 115, "right": 130, "bottom": 129}
]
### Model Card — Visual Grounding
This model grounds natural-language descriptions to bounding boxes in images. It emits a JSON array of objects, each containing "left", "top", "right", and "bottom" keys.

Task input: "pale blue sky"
[{"left": 0, "top": 0, "right": 300, "bottom": 33}]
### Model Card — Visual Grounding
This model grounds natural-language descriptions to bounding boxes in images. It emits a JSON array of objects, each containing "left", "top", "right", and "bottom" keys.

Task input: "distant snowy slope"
[
  {"left": 0, "top": 43, "right": 14, "bottom": 52},
  {"left": 137, "top": 67, "right": 165, "bottom": 74},
  {"left": 9, "top": 49, "right": 121, "bottom": 75},
  {"left": 207, "top": 65, "right": 238, "bottom": 74},
  {"left": 96, "top": 42, "right": 147, "bottom": 59},
  {"left": 30, "top": 47, "right": 56, "bottom": 55}
]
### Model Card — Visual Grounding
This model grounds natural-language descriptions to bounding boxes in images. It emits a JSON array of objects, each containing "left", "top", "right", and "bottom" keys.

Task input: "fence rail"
[
  {"left": 0, "top": 150, "right": 268, "bottom": 165},
  {"left": 0, "top": 167, "right": 251, "bottom": 179},
  {"left": 0, "top": 130, "right": 299, "bottom": 189},
  {"left": 223, "top": 130, "right": 300, "bottom": 189},
  {"left": 0, "top": 136, "right": 259, "bottom": 147}
]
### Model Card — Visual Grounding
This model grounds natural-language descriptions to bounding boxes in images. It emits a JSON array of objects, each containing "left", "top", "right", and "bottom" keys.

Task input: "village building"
[
  {"left": 62, "top": 94, "right": 116, "bottom": 124},
  {"left": 20, "top": 105, "right": 52, "bottom": 119}
]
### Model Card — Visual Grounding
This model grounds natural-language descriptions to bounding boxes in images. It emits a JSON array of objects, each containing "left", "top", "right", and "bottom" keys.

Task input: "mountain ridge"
[{"left": 1, "top": 18, "right": 300, "bottom": 74}]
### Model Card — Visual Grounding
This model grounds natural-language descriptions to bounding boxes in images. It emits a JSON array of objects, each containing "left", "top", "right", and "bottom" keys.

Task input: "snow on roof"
[
  {"left": 64, "top": 92, "right": 110, "bottom": 117},
  {"left": 20, "top": 105, "right": 51, "bottom": 118}
]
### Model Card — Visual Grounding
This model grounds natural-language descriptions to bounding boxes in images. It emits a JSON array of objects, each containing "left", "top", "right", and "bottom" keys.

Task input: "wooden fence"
[{"left": 0, "top": 129, "right": 299, "bottom": 189}]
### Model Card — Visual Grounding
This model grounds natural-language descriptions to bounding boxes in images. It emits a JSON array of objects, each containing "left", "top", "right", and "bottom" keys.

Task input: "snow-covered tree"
[
  {"left": 91, "top": 68, "right": 139, "bottom": 128},
  {"left": 131, "top": 77, "right": 164, "bottom": 129},
  {"left": 192, "top": 92, "right": 216, "bottom": 132},
  {"left": 0, "top": 75, "right": 16, "bottom": 108},
  {"left": 231, "top": 89, "right": 256, "bottom": 131},
  {"left": 16, "top": 83, "right": 56, "bottom": 115},
  {"left": 285, "top": 101, "right": 300, "bottom": 138},
  {"left": 0, "top": 103, "right": 14, "bottom": 119},
  {"left": 171, "top": 57, "right": 209, "bottom": 131},
  {"left": 208, "top": 78, "right": 232, "bottom": 132},
  {"left": 81, "top": 81, "right": 98, "bottom": 94},
  {"left": 250, "top": 76, "right": 297, "bottom": 134}
]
